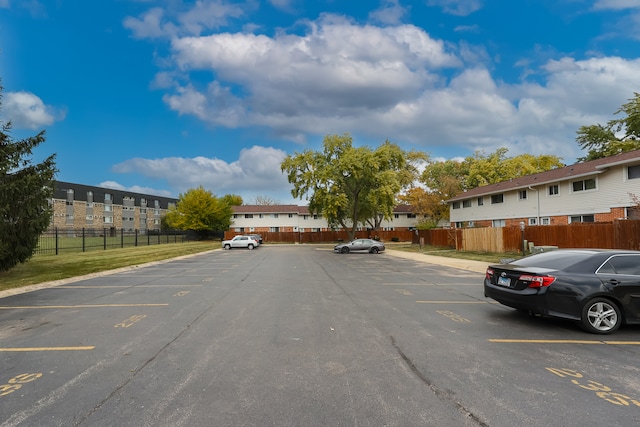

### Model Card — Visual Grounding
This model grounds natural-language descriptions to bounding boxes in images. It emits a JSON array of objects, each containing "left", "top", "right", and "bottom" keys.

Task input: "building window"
[
  {"left": 570, "top": 214, "right": 595, "bottom": 223},
  {"left": 233, "top": 214, "right": 238, "bottom": 218},
  {"left": 303, "top": 215, "right": 308, "bottom": 220},
  {"left": 270, "top": 227, "right": 280, "bottom": 232},
  {"left": 104, "top": 217, "right": 113, "bottom": 224},
  {"left": 548, "top": 185, "right": 559, "bottom": 196},
  {"left": 105, "top": 193, "right": 112, "bottom": 201},
  {"left": 245, "top": 214, "right": 253, "bottom": 218},
  {"left": 234, "top": 227, "right": 245, "bottom": 232},
  {"left": 407, "top": 213, "right": 416, "bottom": 218},
  {"left": 452, "top": 201, "right": 461, "bottom": 209},
  {"left": 572, "top": 178, "right": 596, "bottom": 192},
  {"left": 491, "top": 194, "right": 504, "bottom": 204},
  {"left": 288, "top": 213, "right": 293, "bottom": 218},
  {"left": 462, "top": 200, "right": 471, "bottom": 208},
  {"left": 528, "top": 218, "right": 537, "bottom": 225},
  {"left": 518, "top": 190, "right": 527, "bottom": 200},
  {"left": 477, "top": 197, "right": 484, "bottom": 206},
  {"left": 394, "top": 214, "right": 400, "bottom": 219},
  {"left": 272, "top": 214, "right": 279, "bottom": 218},
  {"left": 541, "top": 217, "right": 551, "bottom": 225},
  {"left": 628, "top": 165, "right": 640, "bottom": 180},
  {"left": 455, "top": 222, "right": 463, "bottom": 228},
  {"left": 492, "top": 219, "right": 506, "bottom": 227},
  {"left": 104, "top": 205, "right": 112, "bottom": 212}
]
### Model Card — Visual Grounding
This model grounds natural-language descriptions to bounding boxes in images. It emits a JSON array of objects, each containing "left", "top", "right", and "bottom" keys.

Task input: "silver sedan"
[{"left": 334, "top": 239, "right": 385, "bottom": 254}]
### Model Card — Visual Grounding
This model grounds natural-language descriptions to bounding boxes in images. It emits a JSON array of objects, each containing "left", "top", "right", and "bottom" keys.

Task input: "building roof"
[
  {"left": 447, "top": 149, "right": 640, "bottom": 202},
  {"left": 232, "top": 204, "right": 414, "bottom": 214},
  {"left": 54, "top": 181, "right": 178, "bottom": 208}
]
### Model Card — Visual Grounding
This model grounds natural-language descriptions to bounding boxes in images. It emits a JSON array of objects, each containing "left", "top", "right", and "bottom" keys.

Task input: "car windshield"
[{"left": 510, "top": 251, "right": 593, "bottom": 270}]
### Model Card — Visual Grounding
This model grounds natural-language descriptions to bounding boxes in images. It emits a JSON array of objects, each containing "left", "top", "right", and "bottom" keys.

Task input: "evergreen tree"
[{"left": 0, "top": 83, "right": 57, "bottom": 271}]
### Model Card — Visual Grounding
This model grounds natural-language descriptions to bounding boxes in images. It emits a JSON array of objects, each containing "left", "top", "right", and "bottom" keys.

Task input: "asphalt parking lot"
[{"left": 1, "top": 246, "right": 639, "bottom": 426}]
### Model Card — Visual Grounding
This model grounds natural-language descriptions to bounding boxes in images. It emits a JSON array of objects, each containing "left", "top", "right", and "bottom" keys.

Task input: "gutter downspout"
[{"left": 528, "top": 186, "right": 539, "bottom": 225}]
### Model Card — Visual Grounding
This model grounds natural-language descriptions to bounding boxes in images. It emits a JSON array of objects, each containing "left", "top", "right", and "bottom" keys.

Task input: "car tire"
[
  {"left": 248, "top": 244, "right": 254, "bottom": 250},
  {"left": 370, "top": 247, "right": 379, "bottom": 254},
  {"left": 580, "top": 298, "right": 621, "bottom": 334},
  {"left": 341, "top": 247, "right": 349, "bottom": 254}
]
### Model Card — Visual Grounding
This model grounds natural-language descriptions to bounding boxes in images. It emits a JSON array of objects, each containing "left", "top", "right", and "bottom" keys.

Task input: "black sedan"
[
  {"left": 484, "top": 249, "right": 640, "bottom": 334},
  {"left": 334, "top": 239, "right": 385, "bottom": 254}
]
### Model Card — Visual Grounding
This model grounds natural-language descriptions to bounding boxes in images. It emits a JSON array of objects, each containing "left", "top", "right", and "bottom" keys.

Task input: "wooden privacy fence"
[
  {"left": 225, "top": 220, "right": 640, "bottom": 253},
  {"left": 415, "top": 220, "right": 640, "bottom": 253},
  {"left": 224, "top": 229, "right": 415, "bottom": 244}
]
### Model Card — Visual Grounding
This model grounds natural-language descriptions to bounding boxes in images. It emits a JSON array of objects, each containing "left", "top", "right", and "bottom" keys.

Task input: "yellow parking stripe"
[
  {"left": 0, "top": 304, "right": 168, "bottom": 309},
  {"left": 0, "top": 346, "right": 95, "bottom": 351},
  {"left": 415, "top": 300, "right": 495, "bottom": 304},
  {"left": 490, "top": 339, "right": 640, "bottom": 345}
]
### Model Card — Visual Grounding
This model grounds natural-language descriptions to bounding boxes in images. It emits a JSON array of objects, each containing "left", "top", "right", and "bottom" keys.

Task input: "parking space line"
[
  {"left": 490, "top": 339, "right": 640, "bottom": 345},
  {"left": 56, "top": 285, "right": 203, "bottom": 289},
  {"left": 383, "top": 283, "right": 479, "bottom": 286},
  {"left": 415, "top": 300, "right": 495, "bottom": 304},
  {"left": 0, "top": 304, "right": 169, "bottom": 310},
  {"left": 0, "top": 346, "right": 95, "bottom": 351}
]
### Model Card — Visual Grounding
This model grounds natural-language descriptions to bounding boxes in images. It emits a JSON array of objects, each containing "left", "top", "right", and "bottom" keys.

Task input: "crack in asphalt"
[{"left": 318, "top": 255, "right": 490, "bottom": 427}]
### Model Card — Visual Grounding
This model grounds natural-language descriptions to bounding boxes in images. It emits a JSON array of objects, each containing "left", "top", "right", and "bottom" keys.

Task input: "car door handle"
[{"left": 607, "top": 279, "right": 620, "bottom": 286}]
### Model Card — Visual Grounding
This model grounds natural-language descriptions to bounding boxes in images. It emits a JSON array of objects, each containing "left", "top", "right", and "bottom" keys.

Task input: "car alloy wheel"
[
  {"left": 224, "top": 244, "right": 231, "bottom": 250},
  {"left": 341, "top": 247, "right": 349, "bottom": 254},
  {"left": 248, "top": 244, "right": 254, "bottom": 250},
  {"left": 370, "top": 247, "right": 379, "bottom": 254},
  {"left": 581, "top": 298, "right": 621, "bottom": 334}
]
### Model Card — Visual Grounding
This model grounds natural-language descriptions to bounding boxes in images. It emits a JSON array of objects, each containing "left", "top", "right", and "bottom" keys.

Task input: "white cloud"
[
  {"left": 369, "top": 0, "right": 409, "bottom": 25},
  {"left": 111, "top": 146, "right": 290, "bottom": 200},
  {"left": 426, "top": 0, "right": 483, "bottom": 16},
  {"left": 593, "top": 0, "right": 640, "bottom": 11},
  {"left": 99, "top": 181, "right": 174, "bottom": 198},
  {"left": 2, "top": 91, "right": 64, "bottom": 129},
  {"left": 126, "top": 2, "right": 640, "bottom": 167},
  {"left": 123, "top": 1, "right": 244, "bottom": 39},
  {"left": 164, "top": 17, "right": 460, "bottom": 141}
]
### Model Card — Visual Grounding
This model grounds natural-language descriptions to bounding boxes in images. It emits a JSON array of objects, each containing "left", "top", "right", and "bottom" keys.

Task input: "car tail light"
[
  {"left": 518, "top": 274, "right": 555, "bottom": 288},
  {"left": 486, "top": 268, "right": 494, "bottom": 280}
]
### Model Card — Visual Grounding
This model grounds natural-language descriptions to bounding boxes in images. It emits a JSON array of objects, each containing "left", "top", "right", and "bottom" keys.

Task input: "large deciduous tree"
[
  {"left": 164, "top": 186, "right": 234, "bottom": 238},
  {"left": 576, "top": 92, "right": 640, "bottom": 161},
  {"left": 0, "top": 83, "right": 57, "bottom": 272},
  {"left": 409, "top": 148, "right": 563, "bottom": 223},
  {"left": 281, "top": 133, "right": 425, "bottom": 240}
]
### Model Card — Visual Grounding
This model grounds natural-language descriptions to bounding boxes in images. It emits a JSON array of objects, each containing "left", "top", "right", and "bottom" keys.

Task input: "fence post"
[
  {"left": 82, "top": 228, "right": 86, "bottom": 252},
  {"left": 55, "top": 227, "right": 59, "bottom": 255},
  {"left": 104, "top": 228, "right": 107, "bottom": 250},
  {"left": 121, "top": 228, "right": 124, "bottom": 248},
  {"left": 135, "top": 229, "right": 138, "bottom": 247}
]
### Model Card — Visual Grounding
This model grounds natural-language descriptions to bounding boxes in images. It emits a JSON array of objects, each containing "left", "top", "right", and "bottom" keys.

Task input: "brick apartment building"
[{"left": 51, "top": 181, "right": 177, "bottom": 233}]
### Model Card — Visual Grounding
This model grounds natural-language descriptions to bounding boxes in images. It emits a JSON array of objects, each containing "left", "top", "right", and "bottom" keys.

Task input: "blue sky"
[{"left": 1, "top": 0, "right": 640, "bottom": 204}]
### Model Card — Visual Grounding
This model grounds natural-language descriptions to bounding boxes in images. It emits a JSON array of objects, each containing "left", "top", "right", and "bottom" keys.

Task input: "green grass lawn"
[{"left": 0, "top": 241, "right": 220, "bottom": 292}]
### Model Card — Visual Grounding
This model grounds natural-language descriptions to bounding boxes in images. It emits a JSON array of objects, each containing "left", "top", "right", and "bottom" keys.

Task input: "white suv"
[{"left": 222, "top": 235, "right": 259, "bottom": 250}]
